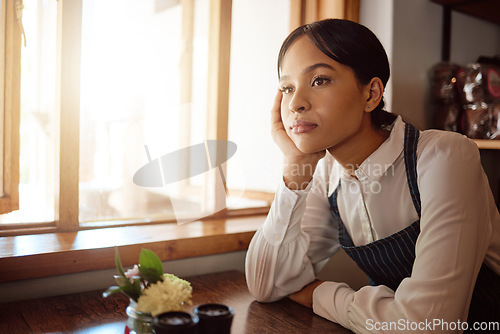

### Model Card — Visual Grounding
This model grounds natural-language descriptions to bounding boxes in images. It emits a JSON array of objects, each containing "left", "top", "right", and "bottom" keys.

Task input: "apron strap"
[{"left": 404, "top": 123, "right": 421, "bottom": 219}]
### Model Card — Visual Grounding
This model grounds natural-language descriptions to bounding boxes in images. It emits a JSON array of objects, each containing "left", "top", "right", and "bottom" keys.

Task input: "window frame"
[
  {"left": 0, "top": 0, "right": 21, "bottom": 216},
  {"left": 55, "top": 0, "right": 81, "bottom": 232},
  {"left": 290, "top": 0, "right": 360, "bottom": 29}
]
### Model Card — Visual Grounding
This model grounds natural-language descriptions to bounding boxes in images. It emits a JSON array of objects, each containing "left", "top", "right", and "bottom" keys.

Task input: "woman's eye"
[
  {"left": 280, "top": 87, "right": 293, "bottom": 94},
  {"left": 312, "top": 77, "right": 330, "bottom": 86}
]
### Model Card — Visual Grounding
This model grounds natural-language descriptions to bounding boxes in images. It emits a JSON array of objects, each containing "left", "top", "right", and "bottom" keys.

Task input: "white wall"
[
  {"left": 391, "top": 0, "right": 443, "bottom": 129},
  {"left": 450, "top": 10, "right": 500, "bottom": 65},
  {"left": 360, "top": 0, "right": 394, "bottom": 115}
]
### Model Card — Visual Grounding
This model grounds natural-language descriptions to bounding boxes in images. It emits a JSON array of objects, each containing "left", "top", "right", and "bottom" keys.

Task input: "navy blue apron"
[{"left": 328, "top": 123, "right": 500, "bottom": 330}]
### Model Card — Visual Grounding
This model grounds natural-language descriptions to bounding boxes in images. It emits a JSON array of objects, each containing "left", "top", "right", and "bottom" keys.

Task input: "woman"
[{"left": 245, "top": 19, "right": 500, "bottom": 333}]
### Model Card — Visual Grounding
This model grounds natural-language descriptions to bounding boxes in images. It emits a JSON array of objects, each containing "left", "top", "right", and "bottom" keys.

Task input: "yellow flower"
[{"left": 136, "top": 274, "right": 193, "bottom": 317}]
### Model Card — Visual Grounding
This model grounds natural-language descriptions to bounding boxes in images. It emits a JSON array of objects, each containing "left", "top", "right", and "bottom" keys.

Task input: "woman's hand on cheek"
[
  {"left": 288, "top": 280, "right": 325, "bottom": 308},
  {"left": 270, "top": 89, "right": 303, "bottom": 158},
  {"left": 270, "top": 89, "right": 325, "bottom": 190}
]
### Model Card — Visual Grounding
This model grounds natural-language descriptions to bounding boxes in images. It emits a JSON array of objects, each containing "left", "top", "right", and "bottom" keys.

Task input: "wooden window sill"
[{"left": 0, "top": 215, "right": 265, "bottom": 283}]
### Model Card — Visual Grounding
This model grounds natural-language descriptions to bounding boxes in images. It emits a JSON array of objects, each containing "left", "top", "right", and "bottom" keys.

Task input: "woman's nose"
[{"left": 289, "top": 90, "right": 311, "bottom": 113}]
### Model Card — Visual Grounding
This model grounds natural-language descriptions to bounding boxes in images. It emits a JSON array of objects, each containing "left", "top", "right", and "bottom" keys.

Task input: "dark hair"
[{"left": 277, "top": 19, "right": 396, "bottom": 129}]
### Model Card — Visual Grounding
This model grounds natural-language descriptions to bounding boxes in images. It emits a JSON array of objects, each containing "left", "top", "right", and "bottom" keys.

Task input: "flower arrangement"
[{"left": 104, "top": 247, "right": 192, "bottom": 317}]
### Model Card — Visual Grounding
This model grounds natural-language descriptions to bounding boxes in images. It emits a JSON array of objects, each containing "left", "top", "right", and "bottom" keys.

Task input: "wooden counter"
[{"left": 0, "top": 270, "right": 352, "bottom": 333}]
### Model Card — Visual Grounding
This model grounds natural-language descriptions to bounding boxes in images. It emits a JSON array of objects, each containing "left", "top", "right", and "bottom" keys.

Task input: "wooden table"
[{"left": 0, "top": 270, "right": 352, "bottom": 333}]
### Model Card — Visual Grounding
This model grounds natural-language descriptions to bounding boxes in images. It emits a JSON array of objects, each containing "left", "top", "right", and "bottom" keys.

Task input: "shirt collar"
[{"left": 327, "top": 116, "right": 405, "bottom": 197}]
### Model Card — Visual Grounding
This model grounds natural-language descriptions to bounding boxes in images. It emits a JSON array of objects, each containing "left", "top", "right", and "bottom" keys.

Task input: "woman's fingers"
[
  {"left": 270, "top": 89, "right": 284, "bottom": 128},
  {"left": 270, "top": 89, "right": 288, "bottom": 144},
  {"left": 270, "top": 89, "right": 293, "bottom": 150}
]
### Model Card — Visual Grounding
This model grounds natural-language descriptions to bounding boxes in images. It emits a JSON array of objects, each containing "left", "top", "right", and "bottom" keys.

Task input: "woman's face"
[{"left": 279, "top": 35, "right": 373, "bottom": 154}]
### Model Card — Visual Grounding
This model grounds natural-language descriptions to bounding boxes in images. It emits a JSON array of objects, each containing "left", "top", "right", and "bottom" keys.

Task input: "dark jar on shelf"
[{"left": 152, "top": 311, "right": 199, "bottom": 334}]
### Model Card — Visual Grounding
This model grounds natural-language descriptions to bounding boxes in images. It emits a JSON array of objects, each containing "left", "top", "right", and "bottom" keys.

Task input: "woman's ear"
[{"left": 364, "top": 77, "right": 384, "bottom": 112}]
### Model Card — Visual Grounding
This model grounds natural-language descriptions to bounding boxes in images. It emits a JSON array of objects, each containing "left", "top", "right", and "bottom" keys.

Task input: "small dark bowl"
[
  {"left": 152, "top": 311, "right": 199, "bottom": 334},
  {"left": 193, "top": 303, "right": 234, "bottom": 334}
]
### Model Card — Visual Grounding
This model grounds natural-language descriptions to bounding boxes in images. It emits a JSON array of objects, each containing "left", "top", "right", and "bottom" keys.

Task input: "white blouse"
[{"left": 245, "top": 116, "right": 500, "bottom": 333}]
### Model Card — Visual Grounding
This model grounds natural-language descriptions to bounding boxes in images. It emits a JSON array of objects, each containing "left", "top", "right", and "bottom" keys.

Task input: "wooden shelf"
[
  {"left": 473, "top": 139, "right": 500, "bottom": 150},
  {"left": 431, "top": 0, "right": 500, "bottom": 26}
]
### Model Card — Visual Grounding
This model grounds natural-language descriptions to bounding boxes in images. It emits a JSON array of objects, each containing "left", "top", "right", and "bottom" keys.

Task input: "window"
[
  {"left": 0, "top": 0, "right": 290, "bottom": 235},
  {"left": 1, "top": 0, "right": 358, "bottom": 236},
  {"left": 0, "top": 0, "right": 57, "bottom": 230},
  {"left": 227, "top": 0, "right": 289, "bottom": 196},
  {"left": 78, "top": 0, "right": 210, "bottom": 223}
]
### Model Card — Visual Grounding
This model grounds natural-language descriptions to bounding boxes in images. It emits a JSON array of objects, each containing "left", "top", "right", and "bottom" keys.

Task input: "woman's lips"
[{"left": 291, "top": 119, "right": 318, "bottom": 134}]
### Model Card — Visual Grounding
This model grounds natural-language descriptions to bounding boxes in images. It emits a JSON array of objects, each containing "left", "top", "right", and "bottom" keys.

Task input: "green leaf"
[
  {"left": 114, "top": 247, "right": 126, "bottom": 277},
  {"left": 103, "top": 282, "right": 142, "bottom": 301},
  {"left": 138, "top": 266, "right": 164, "bottom": 285},
  {"left": 127, "top": 280, "right": 143, "bottom": 301},
  {"left": 114, "top": 275, "right": 131, "bottom": 287},
  {"left": 138, "top": 249, "right": 163, "bottom": 277}
]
